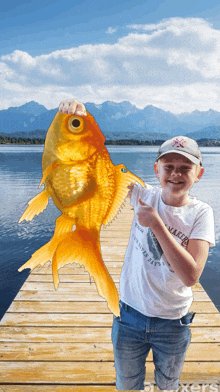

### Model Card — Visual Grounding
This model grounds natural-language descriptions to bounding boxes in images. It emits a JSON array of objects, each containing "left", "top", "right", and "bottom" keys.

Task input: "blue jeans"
[{"left": 111, "top": 300, "right": 195, "bottom": 391}]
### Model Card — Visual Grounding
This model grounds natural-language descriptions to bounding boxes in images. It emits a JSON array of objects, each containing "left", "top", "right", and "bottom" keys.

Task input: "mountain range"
[{"left": 0, "top": 101, "right": 219, "bottom": 141}]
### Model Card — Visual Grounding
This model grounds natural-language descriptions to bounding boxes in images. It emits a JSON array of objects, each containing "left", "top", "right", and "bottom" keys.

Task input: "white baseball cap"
[{"left": 157, "top": 136, "right": 202, "bottom": 165}]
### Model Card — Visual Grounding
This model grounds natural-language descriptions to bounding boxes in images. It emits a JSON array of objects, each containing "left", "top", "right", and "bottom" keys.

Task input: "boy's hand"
[
  {"left": 59, "top": 99, "right": 87, "bottom": 116},
  {"left": 137, "top": 198, "right": 160, "bottom": 228},
  {"left": 127, "top": 183, "right": 135, "bottom": 199}
]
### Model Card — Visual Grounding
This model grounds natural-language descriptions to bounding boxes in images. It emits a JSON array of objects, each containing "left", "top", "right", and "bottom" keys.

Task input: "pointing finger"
[{"left": 138, "top": 198, "right": 147, "bottom": 206}]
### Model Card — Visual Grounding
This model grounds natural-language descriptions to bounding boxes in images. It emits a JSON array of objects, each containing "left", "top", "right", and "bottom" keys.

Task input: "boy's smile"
[{"left": 154, "top": 153, "right": 204, "bottom": 206}]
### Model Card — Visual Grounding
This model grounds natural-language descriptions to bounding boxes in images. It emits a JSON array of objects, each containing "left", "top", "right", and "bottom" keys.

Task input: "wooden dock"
[{"left": 0, "top": 200, "right": 219, "bottom": 391}]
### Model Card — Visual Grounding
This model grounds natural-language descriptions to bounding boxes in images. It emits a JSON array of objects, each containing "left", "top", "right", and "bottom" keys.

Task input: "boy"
[
  {"left": 59, "top": 100, "right": 215, "bottom": 391},
  {"left": 112, "top": 137, "right": 215, "bottom": 391}
]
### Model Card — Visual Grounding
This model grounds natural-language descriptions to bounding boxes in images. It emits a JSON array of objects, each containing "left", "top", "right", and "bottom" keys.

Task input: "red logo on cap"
[{"left": 172, "top": 138, "right": 186, "bottom": 148}]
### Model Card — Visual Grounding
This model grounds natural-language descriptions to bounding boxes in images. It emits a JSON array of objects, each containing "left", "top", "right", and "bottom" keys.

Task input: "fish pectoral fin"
[
  {"left": 103, "top": 165, "right": 146, "bottom": 226},
  {"left": 52, "top": 229, "right": 120, "bottom": 317},
  {"left": 18, "top": 189, "right": 50, "bottom": 223},
  {"left": 39, "top": 162, "right": 59, "bottom": 188}
]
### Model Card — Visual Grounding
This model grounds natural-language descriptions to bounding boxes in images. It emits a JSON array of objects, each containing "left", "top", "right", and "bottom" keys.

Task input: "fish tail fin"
[
  {"left": 18, "top": 189, "right": 50, "bottom": 223},
  {"left": 18, "top": 215, "right": 74, "bottom": 272},
  {"left": 52, "top": 228, "right": 120, "bottom": 317}
]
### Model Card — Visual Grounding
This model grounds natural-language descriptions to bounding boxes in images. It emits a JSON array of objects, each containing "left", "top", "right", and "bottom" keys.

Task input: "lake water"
[{"left": 0, "top": 145, "right": 219, "bottom": 319}]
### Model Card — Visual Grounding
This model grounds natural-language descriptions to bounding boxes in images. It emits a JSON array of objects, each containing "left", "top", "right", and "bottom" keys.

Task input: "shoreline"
[{"left": 0, "top": 138, "right": 220, "bottom": 147}]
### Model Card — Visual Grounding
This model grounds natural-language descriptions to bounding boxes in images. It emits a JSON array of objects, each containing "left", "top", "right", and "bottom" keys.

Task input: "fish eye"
[
  {"left": 68, "top": 115, "right": 85, "bottom": 133},
  {"left": 121, "top": 167, "right": 128, "bottom": 173},
  {"left": 72, "top": 119, "right": 81, "bottom": 128}
]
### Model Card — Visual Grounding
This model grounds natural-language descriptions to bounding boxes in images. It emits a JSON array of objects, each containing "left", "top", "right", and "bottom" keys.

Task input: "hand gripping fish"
[{"left": 18, "top": 109, "right": 146, "bottom": 316}]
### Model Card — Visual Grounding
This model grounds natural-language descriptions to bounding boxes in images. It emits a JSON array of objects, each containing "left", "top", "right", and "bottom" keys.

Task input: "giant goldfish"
[{"left": 18, "top": 109, "right": 146, "bottom": 316}]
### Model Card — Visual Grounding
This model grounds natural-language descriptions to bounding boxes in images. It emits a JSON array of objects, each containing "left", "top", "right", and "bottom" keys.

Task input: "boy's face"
[{"left": 154, "top": 153, "right": 204, "bottom": 198}]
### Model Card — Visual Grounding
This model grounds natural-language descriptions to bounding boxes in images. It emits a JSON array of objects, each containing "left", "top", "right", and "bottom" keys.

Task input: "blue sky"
[{"left": 1, "top": 0, "right": 220, "bottom": 112}]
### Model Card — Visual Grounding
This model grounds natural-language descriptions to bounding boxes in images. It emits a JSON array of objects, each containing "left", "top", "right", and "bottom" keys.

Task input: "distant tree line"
[
  {"left": 0, "top": 135, "right": 219, "bottom": 146},
  {"left": 105, "top": 139, "right": 166, "bottom": 145},
  {"left": 197, "top": 138, "right": 220, "bottom": 146},
  {"left": 0, "top": 136, "right": 45, "bottom": 144},
  {"left": 0, "top": 136, "right": 165, "bottom": 145}
]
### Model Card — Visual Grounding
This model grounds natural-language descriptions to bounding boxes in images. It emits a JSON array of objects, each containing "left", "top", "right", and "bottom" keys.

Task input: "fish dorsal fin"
[{"left": 103, "top": 165, "right": 146, "bottom": 226}]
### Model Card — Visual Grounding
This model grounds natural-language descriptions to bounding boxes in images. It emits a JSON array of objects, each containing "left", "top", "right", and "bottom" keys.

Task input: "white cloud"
[
  {"left": 106, "top": 27, "right": 117, "bottom": 34},
  {"left": 1, "top": 17, "right": 220, "bottom": 113},
  {"left": 2, "top": 50, "right": 36, "bottom": 67}
]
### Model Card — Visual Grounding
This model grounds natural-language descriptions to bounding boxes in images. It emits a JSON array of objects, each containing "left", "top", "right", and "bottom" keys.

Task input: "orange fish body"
[{"left": 18, "top": 110, "right": 146, "bottom": 316}]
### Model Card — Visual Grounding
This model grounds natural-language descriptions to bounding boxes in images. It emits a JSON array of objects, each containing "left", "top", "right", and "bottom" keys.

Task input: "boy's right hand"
[
  {"left": 59, "top": 99, "right": 87, "bottom": 116},
  {"left": 127, "top": 183, "right": 135, "bottom": 199}
]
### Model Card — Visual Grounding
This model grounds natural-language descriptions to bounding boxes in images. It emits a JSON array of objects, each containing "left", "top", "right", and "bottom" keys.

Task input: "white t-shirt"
[{"left": 120, "top": 183, "right": 215, "bottom": 319}]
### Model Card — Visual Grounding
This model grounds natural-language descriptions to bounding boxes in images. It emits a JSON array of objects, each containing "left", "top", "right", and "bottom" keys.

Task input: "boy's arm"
[{"left": 137, "top": 198, "right": 210, "bottom": 287}]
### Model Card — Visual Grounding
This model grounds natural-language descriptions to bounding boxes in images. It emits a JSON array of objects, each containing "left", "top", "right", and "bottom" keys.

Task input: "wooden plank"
[
  {"left": 0, "top": 387, "right": 219, "bottom": 392},
  {"left": 191, "top": 328, "right": 220, "bottom": 342},
  {"left": 0, "top": 326, "right": 111, "bottom": 342},
  {"left": 26, "top": 274, "right": 121, "bottom": 283},
  {"left": 28, "top": 271, "right": 123, "bottom": 278},
  {"left": 0, "top": 388, "right": 119, "bottom": 392},
  {"left": 31, "top": 263, "right": 124, "bottom": 275},
  {"left": 0, "top": 342, "right": 115, "bottom": 361},
  {"left": 25, "top": 274, "right": 204, "bottom": 290},
  {"left": 0, "top": 362, "right": 117, "bottom": 383},
  {"left": 0, "top": 327, "right": 219, "bottom": 343},
  {"left": 0, "top": 361, "right": 219, "bottom": 384},
  {"left": 1, "top": 313, "right": 220, "bottom": 327},
  {"left": 101, "top": 244, "right": 130, "bottom": 249},
  {"left": 23, "top": 275, "right": 204, "bottom": 287},
  {"left": 25, "top": 273, "right": 213, "bottom": 295},
  {"left": 0, "top": 313, "right": 114, "bottom": 327},
  {"left": 26, "top": 254, "right": 126, "bottom": 262},
  {"left": 189, "top": 301, "right": 219, "bottom": 313},
  {"left": 101, "top": 228, "right": 131, "bottom": 232},
  {"left": 6, "top": 301, "right": 112, "bottom": 314},
  {"left": 20, "top": 282, "right": 120, "bottom": 291},
  {"left": 19, "top": 281, "right": 207, "bottom": 292},
  {"left": 0, "top": 342, "right": 219, "bottom": 361},
  {"left": 100, "top": 240, "right": 130, "bottom": 245},
  {"left": 14, "top": 291, "right": 107, "bottom": 301},
  {"left": 14, "top": 290, "right": 212, "bottom": 302},
  {"left": 7, "top": 300, "right": 219, "bottom": 314}
]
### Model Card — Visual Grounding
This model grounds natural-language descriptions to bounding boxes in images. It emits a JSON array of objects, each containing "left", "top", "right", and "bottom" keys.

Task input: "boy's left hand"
[{"left": 137, "top": 198, "right": 160, "bottom": 228}]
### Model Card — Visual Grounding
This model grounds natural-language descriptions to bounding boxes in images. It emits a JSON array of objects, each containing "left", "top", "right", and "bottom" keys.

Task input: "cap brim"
[{"left": 157, "top": 150, "right": 201, "bottom": 165}]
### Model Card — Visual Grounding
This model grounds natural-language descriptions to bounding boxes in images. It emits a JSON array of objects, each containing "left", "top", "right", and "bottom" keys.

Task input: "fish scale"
[{"left": 48, "top": 161, "right": 93, "bottom": 208}]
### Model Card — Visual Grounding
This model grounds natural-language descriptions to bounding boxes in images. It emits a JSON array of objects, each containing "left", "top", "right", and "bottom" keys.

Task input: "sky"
[{"left": 1, "top": 0, "right": 220, "bottom": 113}]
